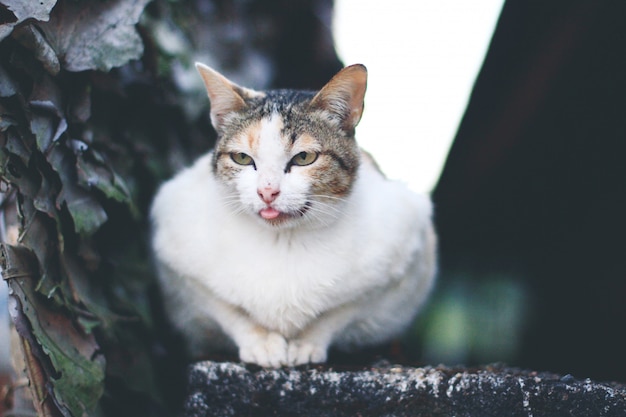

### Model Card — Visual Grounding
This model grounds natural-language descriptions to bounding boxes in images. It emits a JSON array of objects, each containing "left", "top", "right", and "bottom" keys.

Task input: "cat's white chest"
[{"left": 204, "top": 218, "right": 358, "bottom": 335}]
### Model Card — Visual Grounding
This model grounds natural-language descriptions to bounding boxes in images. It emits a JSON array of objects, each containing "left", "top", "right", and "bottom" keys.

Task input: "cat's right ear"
[
  {"left": 310, "top": 64, "right": 368, "bottom": 134},
  {"left": 195, "top": 63, "right": 260, "bottom": 132}
]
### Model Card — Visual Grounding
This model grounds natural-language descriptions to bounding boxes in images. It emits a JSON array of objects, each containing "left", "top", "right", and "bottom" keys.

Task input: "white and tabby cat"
[{"left": 150, "top": 63, "right": 437, "bottom": 367}]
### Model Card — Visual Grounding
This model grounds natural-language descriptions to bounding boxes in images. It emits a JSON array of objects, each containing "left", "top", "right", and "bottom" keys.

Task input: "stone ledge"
[{"left": 183, "top": 361, "right": 626, "bottom": 416}]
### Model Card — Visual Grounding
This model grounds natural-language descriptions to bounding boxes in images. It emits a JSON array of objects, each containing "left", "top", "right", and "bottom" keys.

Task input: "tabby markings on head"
[{"left": 197, "top": 63, "right": 367, "bottom": 228}]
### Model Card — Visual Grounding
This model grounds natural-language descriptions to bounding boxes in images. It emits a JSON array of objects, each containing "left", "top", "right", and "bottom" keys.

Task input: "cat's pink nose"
[{"left": 258, "top": 187, "right": 280, "bottom": 204}]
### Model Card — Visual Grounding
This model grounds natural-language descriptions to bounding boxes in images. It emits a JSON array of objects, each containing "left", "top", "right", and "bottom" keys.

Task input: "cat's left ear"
[
  {"left": 195, "top": 63, "right": 263, "bottom": 133},
  {"left": 310, "top": 64, "right": 368, "bottom": 133}
]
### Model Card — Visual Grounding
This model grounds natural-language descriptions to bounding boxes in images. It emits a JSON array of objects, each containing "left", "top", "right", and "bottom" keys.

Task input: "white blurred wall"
[{"left": 333, "top": 0, "right": 504, "bottom": 193}]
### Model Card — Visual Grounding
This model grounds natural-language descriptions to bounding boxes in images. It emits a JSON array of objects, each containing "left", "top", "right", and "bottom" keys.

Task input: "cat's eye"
[
  {"left": 231, "top": 152, "right": 254, "bottom": 166},
  {"left": 291, "top": 151, "right": 318, "bottom": 167}
]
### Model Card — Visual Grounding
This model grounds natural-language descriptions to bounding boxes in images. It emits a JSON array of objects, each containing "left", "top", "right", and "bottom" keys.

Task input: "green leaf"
[
  {"left": 76, "top": 149, "right": 132, "bottom": 205},
  {"left": 1, "top": 244, "right": 106, "bottom": 417},
  {"left": 65, "top": 192, "right": 108, "bottom": 235},
  {"left": 37, "top": 301, "right": 107, "bottom": 417},
  {"left": 48, "top": 143, "right": 108, "bottom": 236}
]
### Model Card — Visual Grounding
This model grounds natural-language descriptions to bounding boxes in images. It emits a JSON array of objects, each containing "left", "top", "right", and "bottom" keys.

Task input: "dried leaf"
[
  {"left": 0, "top": 110, "right": 18, "bottom": 132},
  {"left": 10, "top": 316, "right": 62, "bottom": 417},
  {"left": 0, "top": 63, "right": 18, "bottom": 97},
  {"left": 37, "top": 300, "right": 106, "bottom": 416},
  {"left": 12, "top": 23, "right": 61, "bottom": 75},
  {"left": 59, "top": 251, "right": 112, "bottom": 330},
  {"left": 0, "top": 0, "right": 57, "bottom": 41},
  {"left": 0, "top": 145, "right": 40, "bottom": 199},
  {"left": 11, "top": 187, "right": 67, "bottom": 308},
  {"left": 29, "top": 111, "right": 66, "bottom": 152},
  {"left": 33, "top": 167, "right": 60, "bottom": 222},
  {"left": 28, "top": 72, "right": 67, "bottom": 152},
  {"left": 4, "top": 128, "right": 32, "bottom": 166},
  {"left": 67, "top": 80, "right": 91, "bottom": 125},
  {"left": 36, "top": 0, "right": 151, "bottom": 72},
  {"left": 2, "top": 244, "right": 106, "bottom": 417}
]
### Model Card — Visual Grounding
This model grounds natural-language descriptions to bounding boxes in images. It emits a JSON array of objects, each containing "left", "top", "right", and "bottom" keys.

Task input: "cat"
[{"left": 150, "top": 62, "right": 437, "bottom": 367}]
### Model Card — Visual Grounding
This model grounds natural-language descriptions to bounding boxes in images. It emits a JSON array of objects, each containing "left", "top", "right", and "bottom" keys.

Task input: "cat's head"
[{"left": 196, "top": 63, "right": 367, "bottom": 229}]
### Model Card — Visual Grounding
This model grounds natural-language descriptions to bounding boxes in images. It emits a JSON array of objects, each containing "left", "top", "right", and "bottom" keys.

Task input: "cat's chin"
[
  {"left": 258, "top": 212, "right": 299, "bottom": 228},
  {"left": 256, "top": 205, "right": 310, "bottom": 228}
]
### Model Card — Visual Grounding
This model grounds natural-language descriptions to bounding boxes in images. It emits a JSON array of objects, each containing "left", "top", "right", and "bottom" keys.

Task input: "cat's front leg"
[
  {"left": 188, "top": 291, "right": 290, "bottom": 367},
  {"left": 237, "top": 326, "right": 289, "bottom": 368},
  {"left": 286, "top": 339, "right": 329, "bottom": 366},
  {"left": 285, "top": 303, "right": 359, "bottom": 366}
]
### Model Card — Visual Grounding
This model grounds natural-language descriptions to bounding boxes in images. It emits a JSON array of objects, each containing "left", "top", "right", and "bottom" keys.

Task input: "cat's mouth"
[
  {"left": 258, "top": 203, "right": 311, "bottom": 224},
  {"left": 259, "top": 207, "right": 282, "bottom": 220}
]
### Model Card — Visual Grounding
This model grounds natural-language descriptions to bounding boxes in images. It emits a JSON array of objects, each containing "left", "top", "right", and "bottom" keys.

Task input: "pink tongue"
[{"left": 260, "top": 207, "right": 281, "bottom": 220}]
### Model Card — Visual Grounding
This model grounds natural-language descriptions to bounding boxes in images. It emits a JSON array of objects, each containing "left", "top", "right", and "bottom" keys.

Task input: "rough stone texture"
[{"left": 183, "top": 361, "right": 626, "bottom": 417}]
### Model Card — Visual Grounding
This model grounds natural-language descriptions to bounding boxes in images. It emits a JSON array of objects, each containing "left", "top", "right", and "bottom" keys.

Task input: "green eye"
[
  {"left": 230, "top": 152, "right": 254, "bottom": 166},
  {"left": 291, "top": 151, "right": 318, "bottom": 167}
]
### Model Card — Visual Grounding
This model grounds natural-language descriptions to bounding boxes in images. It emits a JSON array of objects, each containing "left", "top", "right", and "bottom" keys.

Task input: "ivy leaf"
[
  {"left": 28, "top": 72, "right": 67, "bottom": 152},
  {"left": 36, "top": 0, "right": 151, "bottom": 72},
  {"left": 32, "top": 166, "right": 60, "bottom": 225},
  {"left": 76, "top": 149, "right": 132, "bottom": 205},
  {"left": 1, "top": 244, "right": 106, "bottom": 417},
  {"left": 12, "top": 23, "right": 61, "bottom": 75},
  {"left": 0, "top": 63, "right": 18, "bottom": 97},
  {"left": 4, "top": 128, "right": 32, "bottom": 167},
  {"left": 48, "top": 143, "right": 108, "bottom": 236},
  {"left": 0, "top": 0, "right": 57, "bottom": 41},
  {"left": 29, "top": 107, "right": 67, "bottom": 153}
]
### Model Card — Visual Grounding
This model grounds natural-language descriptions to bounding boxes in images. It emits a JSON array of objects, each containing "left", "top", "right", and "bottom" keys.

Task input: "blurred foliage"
[
  {"left": 411, "top": 272, "right": 528, "bottom": 366},
  {"left": 0, "top": 0, "right": 238, "bottom": 415}
]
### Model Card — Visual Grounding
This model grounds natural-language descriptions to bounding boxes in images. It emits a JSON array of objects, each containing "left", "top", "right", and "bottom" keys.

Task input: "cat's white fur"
[{"left": 151, "top": 66, "right": 437, "bottom": 368}]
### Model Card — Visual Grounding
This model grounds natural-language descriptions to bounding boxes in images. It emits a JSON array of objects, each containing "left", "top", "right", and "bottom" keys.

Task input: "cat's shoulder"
[
  {"left": 358, "top": 152, "right": 432, "bottom": 212},
  {"left": 354, "top": 152, "right": 433, "bottom": 237}
]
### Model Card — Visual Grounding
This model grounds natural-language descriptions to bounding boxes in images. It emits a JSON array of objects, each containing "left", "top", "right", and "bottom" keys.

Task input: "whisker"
[
  {"left": 308, "top": 194, "right": 348, "bottom": 204},
  {"left": 307, "top": 200, "right": 344, "bottom": 217},
  {"left": 217, "top": 194, "right": 248, "bottom": 216},
  {"left": 303, "top": 202, "right": 343, "bottom": 227}
]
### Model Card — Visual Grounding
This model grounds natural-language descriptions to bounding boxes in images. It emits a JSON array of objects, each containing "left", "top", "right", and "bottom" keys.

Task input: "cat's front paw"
[
  {"left": 287, "top": 340, "right": 328, "bottom": 366},
  {"left": 239, "top": 332, "right": 288, "bottom": 368}
]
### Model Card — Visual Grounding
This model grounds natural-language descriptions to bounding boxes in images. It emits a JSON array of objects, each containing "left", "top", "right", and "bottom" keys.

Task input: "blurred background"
[
  {"left": 334, "top": 0, "right": 626, "bottom": 385},
  {"left": 428, "top": 0, "right": 626, "bottom": 383},
  {"left": 1, "top": 0, "right": 626, "bottom": 415}
]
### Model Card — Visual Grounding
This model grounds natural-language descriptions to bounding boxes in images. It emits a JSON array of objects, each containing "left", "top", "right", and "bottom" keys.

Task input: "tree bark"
[{"left": 184, "top": 361, "right": 626, "bottom": 417}]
